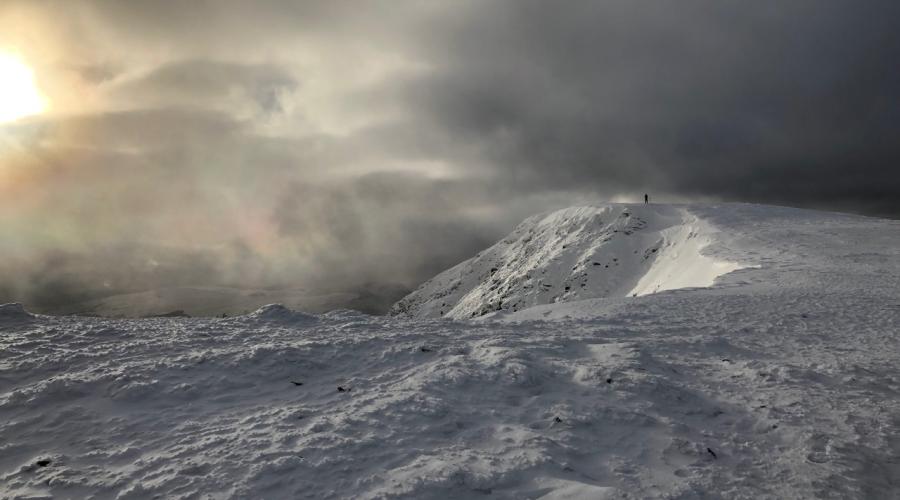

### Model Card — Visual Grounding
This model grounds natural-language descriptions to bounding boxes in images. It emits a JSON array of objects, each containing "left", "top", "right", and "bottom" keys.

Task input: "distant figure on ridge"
[{"left": 644, "top": 193, "right": 649, "bottom": 204}]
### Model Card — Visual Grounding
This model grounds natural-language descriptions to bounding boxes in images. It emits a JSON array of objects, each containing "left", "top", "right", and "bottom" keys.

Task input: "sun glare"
[{"left": 0, "top": 53, "right": 47, "bottom": 123}]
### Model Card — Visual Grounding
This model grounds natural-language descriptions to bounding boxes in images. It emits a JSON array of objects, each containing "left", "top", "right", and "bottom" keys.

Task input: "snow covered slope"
[
  {"left": 391, "top": 204, "right": 746, "bottom": 319},
  {"left": 38, "top": 284, "right": 410, "bottom": 318},
  {"left": 2, "top": 203, "right": 899, "bottom": 499}
]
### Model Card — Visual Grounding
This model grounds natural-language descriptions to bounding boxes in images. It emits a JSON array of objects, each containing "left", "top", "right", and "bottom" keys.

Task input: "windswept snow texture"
[
  {"left": 392, "top": 205, "right": 745, "bottom": 319},
  {"left": 2, "top": 203, "right": 900, "bottom": 499}
]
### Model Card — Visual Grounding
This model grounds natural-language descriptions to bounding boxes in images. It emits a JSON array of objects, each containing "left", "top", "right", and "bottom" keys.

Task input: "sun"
[{"left": 0, "top": 53, "right": 47, "bottom": 123}]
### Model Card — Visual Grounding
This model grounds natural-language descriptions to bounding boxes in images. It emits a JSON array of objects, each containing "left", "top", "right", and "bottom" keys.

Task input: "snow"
[
  {"left": 628, "top": 211, "right": 746, "bottom": 297},
  {"left": 1, "top": 203, "right": 899, "bottom": 499},
  {"left": 0, "top": 302, "right": 32, "bottom": 321},
  {"left": 391, "top": 204, "right": 748, "bottom": 319},
  {"left": 40, "top": 285, "right": 407, "bottom": 318}
]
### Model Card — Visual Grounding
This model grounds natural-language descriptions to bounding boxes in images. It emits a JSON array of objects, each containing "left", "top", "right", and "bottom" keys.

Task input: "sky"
[{"left": 1, "top": 0, "right": 899, "bottom": 313}]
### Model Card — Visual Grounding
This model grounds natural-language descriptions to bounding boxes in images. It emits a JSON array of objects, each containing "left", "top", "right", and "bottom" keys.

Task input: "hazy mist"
[{"left": 1, "top": 0, "right": 898, "bottom": 314}]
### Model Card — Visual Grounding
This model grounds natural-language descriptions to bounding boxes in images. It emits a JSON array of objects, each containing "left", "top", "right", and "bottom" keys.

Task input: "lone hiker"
[{"left": 644, "top": 193, "right": 649, "bottom": 204}]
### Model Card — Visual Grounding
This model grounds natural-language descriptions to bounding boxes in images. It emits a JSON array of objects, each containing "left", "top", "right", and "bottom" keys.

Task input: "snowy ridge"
[
  {"left": 2, "top": 204, "right": 899, "bottom": 499},
  {"left": 241, "top": 303, "right": 319, "bottom": 324},
  {"left": 0, "top": 302, "right": 35, "bottom": 325},
  {"left": 392, "top": 204, "right": 745, "bottom": 319},
  {"left": 38, "top": 284, "right": 409, "bottom": 318}
]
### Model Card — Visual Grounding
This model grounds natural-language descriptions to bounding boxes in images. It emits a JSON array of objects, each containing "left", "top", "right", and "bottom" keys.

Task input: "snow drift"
[{"left": 392, "top": 204, "right": 745, "bottom": 319}]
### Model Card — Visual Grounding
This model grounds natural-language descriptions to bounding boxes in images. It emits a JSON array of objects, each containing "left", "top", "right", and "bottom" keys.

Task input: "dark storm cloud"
[
  {"left": 2, "top": 0, "right": 899, "bottom": 314},
  {"left": 59, "top": 0, "right": 900, "bottom": 202},
  {"left": 394, "top": 0, "right": 900, "bottom": 215}
]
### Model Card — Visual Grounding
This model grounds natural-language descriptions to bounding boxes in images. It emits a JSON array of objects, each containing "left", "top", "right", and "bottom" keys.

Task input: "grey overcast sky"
[{"left": 1, "top": 1, "right": 899, "bottom": 312}]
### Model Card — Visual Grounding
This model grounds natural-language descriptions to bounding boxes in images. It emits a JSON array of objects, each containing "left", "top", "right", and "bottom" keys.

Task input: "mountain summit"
[{"left": 392, "top": 204, "right": 746, "bottom": 319}]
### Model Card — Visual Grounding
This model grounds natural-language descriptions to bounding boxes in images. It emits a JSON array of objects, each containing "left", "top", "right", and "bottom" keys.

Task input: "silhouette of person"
[{"left": 644, "top": 193, "right": 649, "bottom": 204}]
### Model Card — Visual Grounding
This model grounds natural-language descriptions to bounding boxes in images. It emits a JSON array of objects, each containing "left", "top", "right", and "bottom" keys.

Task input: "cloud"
[
  {"left": 1, "top": 1, "right": 899, "bottom": 313},
  {"left": 107, "top": 60, "right": 297, "bottom": 117},
  {"left": 0, "top": 106, "right": 545, "bottom": 311},
  {"left": 389, "top": 0, "right": 900, "bottom": 214}
]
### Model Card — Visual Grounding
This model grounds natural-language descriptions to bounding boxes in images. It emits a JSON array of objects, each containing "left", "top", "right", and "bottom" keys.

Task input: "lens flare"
[{"left": 0, "top": 53, "right": 47, "bottom": 123}]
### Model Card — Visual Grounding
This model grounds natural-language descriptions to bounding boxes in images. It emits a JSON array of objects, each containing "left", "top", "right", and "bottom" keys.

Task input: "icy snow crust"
[
  {"left": 2, "top": 203, "right": 900, "bottom": 499},
  {"left": 391, "top": 204, "right": 746, "bottom": 319}
]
